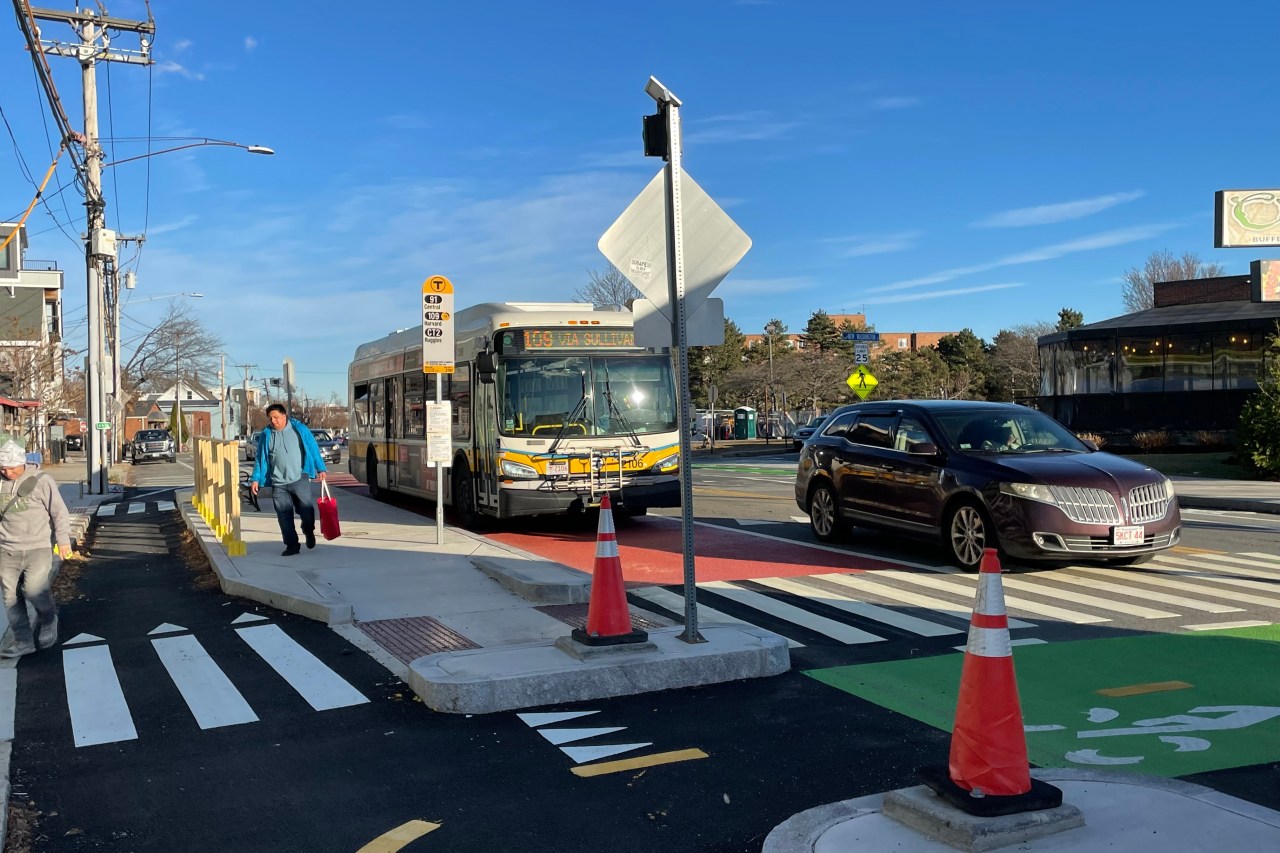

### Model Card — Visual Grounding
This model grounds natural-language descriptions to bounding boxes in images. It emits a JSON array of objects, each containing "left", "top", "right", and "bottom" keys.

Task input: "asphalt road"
[{"left": 12, "top": 451, "right": 1274, "bottom": 850}]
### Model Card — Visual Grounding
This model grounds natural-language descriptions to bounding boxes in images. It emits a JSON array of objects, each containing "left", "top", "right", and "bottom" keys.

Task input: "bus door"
[
  {"left": 383, "top": 375, "right": 401, "bottom": 490},
  {"left": 475, "top": 372, "right": 500, "bottom": 513}
]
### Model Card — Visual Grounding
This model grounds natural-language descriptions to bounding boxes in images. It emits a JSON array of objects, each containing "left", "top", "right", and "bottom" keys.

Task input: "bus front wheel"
[{"left": 451, "top": 463, "right": 482, "bottom": 529}]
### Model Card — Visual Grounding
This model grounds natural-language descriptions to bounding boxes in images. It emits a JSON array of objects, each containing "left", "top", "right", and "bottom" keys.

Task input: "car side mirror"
[
  {"left": 908, "top": 441, "right": 940, "bottom": 456},
  {"left": 1080, "top": 439, "right": 1098, "bottom": 451}
]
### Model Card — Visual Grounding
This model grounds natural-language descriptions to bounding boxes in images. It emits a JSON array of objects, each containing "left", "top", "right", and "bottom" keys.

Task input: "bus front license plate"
[{"left": 546, "top": 462, "right": 568, "bottom": 476}]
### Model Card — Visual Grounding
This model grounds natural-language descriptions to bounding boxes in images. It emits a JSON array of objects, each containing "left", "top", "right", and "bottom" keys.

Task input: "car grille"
[
  {"left": 1055, "top": 531, "right": 1178, "bottom": 552},
  {"left": 1047, "top": 486, "right": 1122, "bottom": 524},
  {"left": 1128, "top": 481, "right": 1173, "bottom": 523},
  {"left": 137, "top": 442, "right": 169, "bottom": 452}
]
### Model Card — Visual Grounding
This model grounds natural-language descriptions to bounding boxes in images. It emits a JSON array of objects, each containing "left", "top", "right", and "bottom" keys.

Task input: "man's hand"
[
  {"left": 250, "top": 481, "right": 259, "bottom": 495},
  {"left": 317, "top": 471, "right": 327, "bottom": 482},
  {"left": 54, "top": 544, "right": 71, "bottom": 559}
]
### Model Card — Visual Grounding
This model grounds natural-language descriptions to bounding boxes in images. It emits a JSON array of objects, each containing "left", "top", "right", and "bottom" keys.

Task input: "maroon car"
[{"left": 794, "top": 400, "right": 1181, "bottom": 571}]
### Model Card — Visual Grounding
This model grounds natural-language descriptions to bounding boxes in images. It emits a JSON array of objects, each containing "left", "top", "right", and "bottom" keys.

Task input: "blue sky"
[{"left": 3, "top": 1, "right": 1278, "bottom": 403}]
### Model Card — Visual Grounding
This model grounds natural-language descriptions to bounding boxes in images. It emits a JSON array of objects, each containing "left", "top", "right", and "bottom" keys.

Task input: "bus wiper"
[
  {"left": 602, "top": 364, "right": 642, "bottom": 447},
  {"left": 548, "top": 371, "right": 590, "bottom": 456}
]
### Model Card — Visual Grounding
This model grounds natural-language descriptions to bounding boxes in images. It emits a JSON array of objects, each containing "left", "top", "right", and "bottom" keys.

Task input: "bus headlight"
[
  {"left": 500, "top": 459, "right": 539, "bottom": 480},
  {"left": 653, "top": 453, "right": 679, "bottom": 473}
]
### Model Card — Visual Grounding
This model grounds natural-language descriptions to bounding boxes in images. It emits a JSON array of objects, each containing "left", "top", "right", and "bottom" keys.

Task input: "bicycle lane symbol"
[{"left": 1026, "top": 705, "right": 1280, "bottom": 766}]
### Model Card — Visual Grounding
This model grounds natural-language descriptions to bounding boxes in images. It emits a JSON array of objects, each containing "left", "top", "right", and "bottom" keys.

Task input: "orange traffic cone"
[
  {"left": 570, "top": 494, "right": 649, "bottom": 647},
  {"left": 948, "top": 547, "right": 1031, "bottom": 797},
  {"left": 917, "top": 547, "right": 1063, "bottom": 816}
]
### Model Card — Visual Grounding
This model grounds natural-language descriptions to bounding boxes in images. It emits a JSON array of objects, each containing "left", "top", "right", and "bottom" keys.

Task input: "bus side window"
[
  {"left": 403, "top": 372, "right": 425, "bottom": 438},
  {"left": 353, "top": 382, "right": 371, "bottom": 432},
  {"left": 369, "top": 380, "right": 384, "bottom": 432},
  {"left": 451, "top": 364, "right": 471, "bottom": 441}
]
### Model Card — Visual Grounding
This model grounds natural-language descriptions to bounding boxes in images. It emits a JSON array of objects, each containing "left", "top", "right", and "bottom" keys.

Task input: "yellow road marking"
[
  {"left": 693, "top": 488, "right": 790, "bottom": 501},
  {"left": 1096, "top": 680, "right": 1193, "bottom": 697},
  {"left": 570, "top": 748, "right": 709, "bottom": 777},
  {"left": 1173, "top": 545, "right": 1223, "bottom": 555},
  {"left": 357, "top": 820, "right": 441, "bottom": 852}
]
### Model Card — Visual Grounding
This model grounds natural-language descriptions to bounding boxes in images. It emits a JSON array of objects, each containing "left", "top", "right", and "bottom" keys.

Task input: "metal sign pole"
[
  {"left": 436, "top": 373, "right": 444, "bottom": 545},
  {"left": 649, "top": 79, "right": 703, "bottom": 644}
]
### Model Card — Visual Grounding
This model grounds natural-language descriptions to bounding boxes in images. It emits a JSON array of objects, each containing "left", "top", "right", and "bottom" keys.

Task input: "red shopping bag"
[{"left": 317, "top": 480, "right": 341, "bottom": 540}]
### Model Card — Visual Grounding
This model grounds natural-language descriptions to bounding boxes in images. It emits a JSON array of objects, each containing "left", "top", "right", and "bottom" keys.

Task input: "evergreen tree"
[
  {"left": 1238, "top": 322, "right": 1280, "bottom": 477},
  {"left": 935, "top": 329, "right": 992, "bottom": 399},
  {"left": 1056, "top": 308, "right": 1085, "bottom": 331},
  {"left": 799, "top": 310, "right": 843, "bottom": 354},
  {"left": 168, "top": 402, "right": 189, "bottom": 445}
]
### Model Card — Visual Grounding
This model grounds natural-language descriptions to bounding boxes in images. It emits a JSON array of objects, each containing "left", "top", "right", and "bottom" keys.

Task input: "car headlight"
[
  {"left": 653, "top": 453, "right": 679, "bottom": 473},
  {"left": 999, "top": 482, "right": 1058, "bottom": 505},
  {"left": 499, "top": 459, "right": 539, "bottom": 479}
]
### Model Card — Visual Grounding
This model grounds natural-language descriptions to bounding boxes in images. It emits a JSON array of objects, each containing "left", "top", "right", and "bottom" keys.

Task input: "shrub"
[
  {"left": 1194, "top": 430, "right": 1228, "bottom": 449},
  {"left": 1076, "top": 432, "right": 1106, "bottom": 449},
  {"left": 1132, "top": 430, "right": 1171, "bottom": 451},
  {"left": 1238, "top": 321, "right": 1280, "bottom": 478}
]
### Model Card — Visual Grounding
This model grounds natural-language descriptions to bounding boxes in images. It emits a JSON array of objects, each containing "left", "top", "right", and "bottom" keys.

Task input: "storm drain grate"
[
  {"left": 537, "top": 603, "right": 673, "bottom": 631},
  {"left": 356, "top": 615, "right": 480, "bottom": 664}
]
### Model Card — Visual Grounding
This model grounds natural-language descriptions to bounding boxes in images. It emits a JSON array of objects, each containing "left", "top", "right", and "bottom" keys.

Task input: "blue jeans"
[
  {"left": 271, "top": 478, "right": 315, "bottom": 549},
  {"left": 0, "top": 547, "right": 56, "bottom": 647}
]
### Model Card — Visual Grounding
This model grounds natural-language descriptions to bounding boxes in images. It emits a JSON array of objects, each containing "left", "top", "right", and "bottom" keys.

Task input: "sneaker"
[
  {"left": 36, "top": 616, "right": 58, "bottom": 650},
  {"left": 304, "top": 530, "right": 316, "bottom": 549},
  {"left": 0, "top": 643, "right": 36, "bottom": 659},
  {"left": 281, "top": 545, "right": 301, "bottom": 557}
]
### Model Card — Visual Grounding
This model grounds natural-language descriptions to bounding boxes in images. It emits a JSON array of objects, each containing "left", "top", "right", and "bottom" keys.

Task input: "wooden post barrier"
[{"left": 192, "top": 437, "right": 245, "bottom": 556}]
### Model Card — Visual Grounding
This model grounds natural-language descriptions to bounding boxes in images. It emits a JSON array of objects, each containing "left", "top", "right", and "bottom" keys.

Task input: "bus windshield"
[{"left": 498, "top": 354, "right": 677, "bottom": 438}]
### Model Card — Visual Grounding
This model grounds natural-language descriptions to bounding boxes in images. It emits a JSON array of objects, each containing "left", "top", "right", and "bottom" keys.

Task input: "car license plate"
[
  {"left": 1112, "top": 525, "right": 1144, "bottom": 546},
  {"left": 546, "top": 462, "right": 568, "bottom": 476}
]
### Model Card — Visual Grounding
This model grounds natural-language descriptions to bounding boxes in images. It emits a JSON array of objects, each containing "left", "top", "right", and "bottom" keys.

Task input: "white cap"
[{"left": 0, "top": 441, "right": 26, "bottom": 468}]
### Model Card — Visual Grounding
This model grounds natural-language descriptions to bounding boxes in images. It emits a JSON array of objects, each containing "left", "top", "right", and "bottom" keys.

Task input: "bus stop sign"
[{"left": 422, "top": 275, "right": 455, "bottom": 374}]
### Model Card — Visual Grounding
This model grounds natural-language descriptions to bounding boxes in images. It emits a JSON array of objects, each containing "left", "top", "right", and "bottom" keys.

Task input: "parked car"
[
  {"left": 794, "top": 400, "right": 1181, "bottom": 571},
  {"left": 65, "top": 433, "right": 83, "bottom": 452},
  {"left": 130, "top": 428, "right": 177, "bottom": 465},
  {"left": 791, "top": 416, "right": 829, "bottom": 451},
  {"left": 311, "top": 429, "right": 342, "bottom": 465}
]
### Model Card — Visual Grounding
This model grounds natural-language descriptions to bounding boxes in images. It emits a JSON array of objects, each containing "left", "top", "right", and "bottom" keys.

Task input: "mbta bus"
[{"left": 347, "top": 302, "right": 682, "bottom": 527}]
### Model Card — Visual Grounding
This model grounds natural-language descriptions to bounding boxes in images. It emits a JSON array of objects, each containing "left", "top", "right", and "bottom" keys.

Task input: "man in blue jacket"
[{"left": 250, "top": 404, "right": 328, "bottom": 556}]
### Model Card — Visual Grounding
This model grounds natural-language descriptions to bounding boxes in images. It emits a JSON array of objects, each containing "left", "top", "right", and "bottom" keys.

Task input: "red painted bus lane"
[{"left": 483, "top": 516, "right": 912, "bottom": 585}]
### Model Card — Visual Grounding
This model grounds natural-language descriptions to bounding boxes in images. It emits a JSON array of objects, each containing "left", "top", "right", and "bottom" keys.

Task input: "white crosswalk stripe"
[
  {"left": 59, "top": 622, "right": 366, "bottom": 747},
  {"left": 638, "top": 548, "right": 1280, "bottom": 650}
]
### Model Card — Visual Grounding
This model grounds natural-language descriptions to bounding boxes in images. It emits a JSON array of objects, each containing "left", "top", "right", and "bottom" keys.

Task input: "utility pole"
[
  {"left": 218, "top": 354, "right": 226, "bottom": 438},
  {"left": 26, "top": 5, "right": 153, "bottom": 493},
  {"left": 236, "top": 363, "right": 256, "bottom": 434}
]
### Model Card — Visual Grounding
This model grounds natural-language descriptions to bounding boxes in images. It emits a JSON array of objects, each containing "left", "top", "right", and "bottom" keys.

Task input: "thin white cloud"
[
  {"left": 974, "top": 191, "right": 1146, "bottom": 228},
  {"left": 244, "top": 36, "right": 258, "bottom": 51},
  {"left": 862, "top": 283, "right": 1024, "bottom": 304},
  {"left": 172, "top": 39, "right": 192, "bottom": 53},
  {"left": 154, "top": 60, "right": 204, "bottom": 81},
  {"left": 869, "top": 223, "right": 1180, "bottom": 293},
  {"left": 870, "top": 96, "right": 921, "bottom": 110},
  {"left": 686, "top": 112, "right": 798, "bottom": 145},
  {"left": 144, "top": 214, "right": 198, "bottom": 237},
  {"left": 826, "top": 231, "right": 920, "bottom": 257}
]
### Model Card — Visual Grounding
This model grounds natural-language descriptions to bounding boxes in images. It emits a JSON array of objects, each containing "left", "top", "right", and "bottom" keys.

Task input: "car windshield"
[
  {"left": 136, "top": 430, "right": 169, "bottom": 441},
  {"left": 932, "top": 409, "right": 1086, "bottom": 454},
  {"left": 803, "top": 417, "right": 827, "bottom": 431},
  {"left": 311, "top": 430, "right": 333, "bottom": 441}
]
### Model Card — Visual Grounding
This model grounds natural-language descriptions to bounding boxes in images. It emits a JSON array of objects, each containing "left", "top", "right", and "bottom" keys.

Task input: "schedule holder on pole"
[{"left": 422, "top": 275, "right": 456, "bottom": 545}]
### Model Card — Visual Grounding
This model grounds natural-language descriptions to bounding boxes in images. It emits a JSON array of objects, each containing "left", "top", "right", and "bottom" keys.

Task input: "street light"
[
  {"left": 103, "top": 139, "right": 274, "bottom": 168},
  {"left": 765, "top": 320, "right": 782, "bottom": 444}
]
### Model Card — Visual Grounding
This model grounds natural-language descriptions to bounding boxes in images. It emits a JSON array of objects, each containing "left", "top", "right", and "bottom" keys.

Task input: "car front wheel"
[
  {"left": 944, "top": 502, "right": 993, "bottom": 572},
  {"left": 808, "top": 482, "right": 847, "bottom": 542}
]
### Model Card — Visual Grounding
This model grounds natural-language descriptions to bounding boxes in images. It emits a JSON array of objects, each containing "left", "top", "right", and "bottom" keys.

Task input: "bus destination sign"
[
  {"left": 523, "top": 328, "right": 636, "bottom": 351},
  {"left": 421, "top": 275, "right": 455, "bottom": 374}
]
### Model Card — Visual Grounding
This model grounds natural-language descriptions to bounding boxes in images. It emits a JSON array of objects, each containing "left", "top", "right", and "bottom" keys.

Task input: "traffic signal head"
[{"left": 642, "top": 110, "right": 668, "bottom": 159}]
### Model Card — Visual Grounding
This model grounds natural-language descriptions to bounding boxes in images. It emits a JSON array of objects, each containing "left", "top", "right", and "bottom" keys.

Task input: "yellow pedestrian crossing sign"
[{"left": 846, "top": 364, "right": 878, "bottom": 399}]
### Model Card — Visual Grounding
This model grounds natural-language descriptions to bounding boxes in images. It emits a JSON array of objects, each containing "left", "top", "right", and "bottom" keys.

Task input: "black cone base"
[
  {"left": 916, "top": 766, "right": 1064, "bottom": 817},
  {"left": 570, "top": 627, "right": 649, "bottom": 646}
]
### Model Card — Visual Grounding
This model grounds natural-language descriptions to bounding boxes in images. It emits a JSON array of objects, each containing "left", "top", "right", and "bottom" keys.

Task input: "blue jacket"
[{"left": 251, "top": 420, "right": 327, "bottom": 486}]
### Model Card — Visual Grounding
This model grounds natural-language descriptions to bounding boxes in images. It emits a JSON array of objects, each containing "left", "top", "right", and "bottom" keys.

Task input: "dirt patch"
[
  {"left": 179, "top": 527, "right": 221, "bottom": 591},
  {"left": 6, "top": 799, "right": 46, "bottom": 853},
  {"left": 51, "top": 549, "right": 89, "bottom": 602}
]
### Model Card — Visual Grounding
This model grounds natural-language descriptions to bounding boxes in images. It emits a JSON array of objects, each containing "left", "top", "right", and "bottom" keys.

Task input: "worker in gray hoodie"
[{"left": 0, "top": 440, "right": 71, "bottom": 658}]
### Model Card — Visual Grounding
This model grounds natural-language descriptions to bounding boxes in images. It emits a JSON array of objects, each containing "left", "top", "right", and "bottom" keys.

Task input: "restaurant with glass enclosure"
[{"left": 1036, "top": 270, "right": 1280, "bottom": 436}]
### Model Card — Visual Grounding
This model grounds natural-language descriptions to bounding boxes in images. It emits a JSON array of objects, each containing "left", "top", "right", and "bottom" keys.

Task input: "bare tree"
[
  {"left": 573, "top": 265, "right": 642, "bottom": 307},
  {"left": 121, "top": 303, "right": 225, "bottom": 408},
  {"left": 1121, "top": 250, "right": 1225, "bottom": 313},
  {"left": 988, "top": 322, "right": 1054, "bottom": 401}
]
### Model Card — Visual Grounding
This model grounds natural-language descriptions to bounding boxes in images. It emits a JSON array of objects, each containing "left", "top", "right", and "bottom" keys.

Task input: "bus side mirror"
[{"left": 476, "top": 352, "right": 496, "bottom": 384}]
